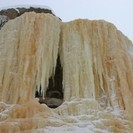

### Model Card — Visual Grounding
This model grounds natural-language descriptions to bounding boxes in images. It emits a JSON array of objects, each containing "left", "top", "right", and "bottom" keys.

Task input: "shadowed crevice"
[{"left": 35, "top": 54, "right": 63, "bottom": 108}]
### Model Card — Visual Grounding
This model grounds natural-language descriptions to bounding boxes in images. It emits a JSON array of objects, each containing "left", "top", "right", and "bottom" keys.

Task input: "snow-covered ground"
[{"left": 0, "top": 99, "right": 131, "bottom": 133}]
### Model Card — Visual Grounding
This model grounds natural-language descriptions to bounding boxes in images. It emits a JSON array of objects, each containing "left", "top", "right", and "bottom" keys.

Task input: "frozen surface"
[
  {"left": 0, "top": 12, "right": 133, "bottom": 132},
  {"left": 0, "top": 99, "right": 131, "bottom": 133}
]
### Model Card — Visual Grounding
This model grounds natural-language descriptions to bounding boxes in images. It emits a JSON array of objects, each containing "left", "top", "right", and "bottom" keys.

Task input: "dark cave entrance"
[{"left": 35, "top": 55, "right": 63, "bottom": 108}]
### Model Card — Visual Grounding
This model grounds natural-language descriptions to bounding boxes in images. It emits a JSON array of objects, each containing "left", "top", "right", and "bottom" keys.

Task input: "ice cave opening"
[{"left": 35, "top": 55, "right": 63, "bottom": 108}]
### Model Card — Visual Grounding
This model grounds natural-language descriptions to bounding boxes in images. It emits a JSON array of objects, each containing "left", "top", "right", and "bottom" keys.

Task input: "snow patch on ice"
[
  {"left": 40, "top": 125, "right": 94, "bottom": 133},
  {"left": 0, "top": 102, "right": 15, "bottom": 121},
  {"left": 0, "top": 100, "right": 129, "bottom": 132}
]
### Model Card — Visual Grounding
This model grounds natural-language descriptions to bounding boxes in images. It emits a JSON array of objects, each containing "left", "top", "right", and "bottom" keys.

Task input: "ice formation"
[
  {"left": 60, "top": 20, "right": 133, "bottom": 118},
  {"left": 0, "top": 12, "right": 133, "bottom": 132}
]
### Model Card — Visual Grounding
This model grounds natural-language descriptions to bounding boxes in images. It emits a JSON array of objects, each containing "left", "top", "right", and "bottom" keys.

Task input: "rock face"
[
  {"left": 0, "top": 7, "right": 54, "bottom": 29},
  {"left": 0, "top": 9, "right": 133, "bottom": 132},
  {"left": 0, "top": 7, "right": 54, "bottom": 19},
  {"left": 0, "top": 15, "right": 9, "bottom": 29}
]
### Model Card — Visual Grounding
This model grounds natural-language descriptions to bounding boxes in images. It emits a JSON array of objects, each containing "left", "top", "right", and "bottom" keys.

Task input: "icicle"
[
  {"left": 60, "top": 19, "right": 133, "bottom": 119},
  {"left": 0, "top": 12, "right": 61, "bottom": 103}
]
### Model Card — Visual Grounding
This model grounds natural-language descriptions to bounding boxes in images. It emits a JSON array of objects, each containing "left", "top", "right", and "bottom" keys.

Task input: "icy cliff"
[{"left": 0, "top": 9, "right": 133, "bottom": 132}]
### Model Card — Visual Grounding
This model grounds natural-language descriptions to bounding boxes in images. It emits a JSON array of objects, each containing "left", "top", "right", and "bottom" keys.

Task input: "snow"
[
  {"left": 40, "top": 125, "right": 94, "bottom": 133},
  {"left": 0, "top": 102, "right": 15, "bottom": 121},
  {"left": 0, "top": 99, "right": 129, "bottom": 132}
]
